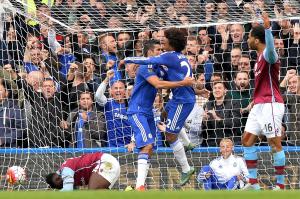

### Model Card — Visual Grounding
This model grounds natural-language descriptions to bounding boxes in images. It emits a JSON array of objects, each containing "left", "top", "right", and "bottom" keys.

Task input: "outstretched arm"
[
  {"left": 124, "top": 54, "right": 168, "bottom": 66},
  {"left": 262, "top": 13, "right": 278, "bottom": 64},
  {"left": 138, "top": 64, "right": 194, "bottom": 89},
  {"left": 146, "top": 75, "right": 194, "bottom": 89},
  {"left": 60, "top": 167, "right": 75, "bottom": 191}
]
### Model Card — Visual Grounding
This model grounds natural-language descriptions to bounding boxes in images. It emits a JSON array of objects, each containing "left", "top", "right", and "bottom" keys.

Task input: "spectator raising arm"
[{"left": 95, "top": 70, "right": 114, "bottom": 106}]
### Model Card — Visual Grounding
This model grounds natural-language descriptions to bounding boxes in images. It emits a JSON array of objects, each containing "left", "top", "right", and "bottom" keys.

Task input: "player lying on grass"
[
  {"left": 197, "top": 138, "right": 249, "bottom": 190},
  {"left": 45, "top": 152, "right": 120, "bottom": 191}
]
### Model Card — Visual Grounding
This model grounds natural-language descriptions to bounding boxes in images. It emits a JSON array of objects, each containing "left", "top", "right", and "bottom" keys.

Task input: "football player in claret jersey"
[
  {"left": 242, "top": 13, "right": 285, "bottom": 190},
  {"left": 125, "top": 39, "right": 194, "bottom": 191},
  {"left": 125, "top": 28, "right": 196, "bottom": 186},
  {"left": 197, "top": 139, "right": 249, "bottom": 190},
  {"left": 45, "top": 152, "right": 120, "bottom": 191}
]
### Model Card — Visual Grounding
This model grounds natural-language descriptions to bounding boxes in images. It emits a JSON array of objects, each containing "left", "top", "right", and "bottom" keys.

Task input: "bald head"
[{"left": 27, "top": 71, "right": 44, "bottom": 90}]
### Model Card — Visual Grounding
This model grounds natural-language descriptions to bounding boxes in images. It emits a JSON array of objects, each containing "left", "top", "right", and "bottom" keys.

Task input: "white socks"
[
  {"left": 170, "top": 139, "right": 190, "bottom": 173},
  {"left": 179, "top": 128, "right": 191, "bottom": 146},
  {"left": 136, "top": 154, "right": 149, "bottom": 188}
]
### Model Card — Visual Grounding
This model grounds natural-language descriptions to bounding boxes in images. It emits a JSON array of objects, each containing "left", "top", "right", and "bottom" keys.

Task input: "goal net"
[{"left": 0, "top": 0, "right": 300, "bottom": 190}]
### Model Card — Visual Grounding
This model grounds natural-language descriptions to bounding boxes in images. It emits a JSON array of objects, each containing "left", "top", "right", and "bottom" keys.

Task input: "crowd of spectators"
[{"left": 0, "top": 0, "right": 299, "bottom": 148}]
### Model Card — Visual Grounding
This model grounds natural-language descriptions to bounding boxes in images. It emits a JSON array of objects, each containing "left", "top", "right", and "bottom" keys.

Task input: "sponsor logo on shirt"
[
  {"left": 254, "top": 63, "right": 261, "bottom": 77},
  {"left": 114, "top": 112, "right": 128, "bottom": 120},
  {"left": 148, "top": 65, "right": 153, "bottom": 72}
]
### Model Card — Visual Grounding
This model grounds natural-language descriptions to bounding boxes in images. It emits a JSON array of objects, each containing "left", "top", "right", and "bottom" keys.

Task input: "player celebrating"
[
  {"left": 45, "top": 152, "right": 120, "bottom": 191},
  {"left": 125, "top": 39, "right": 194, "bottom": 191},
  {"left": 197, "top": 138, "right": 249, "bottom": 190},
  {"left": 125, "top": 28, "right": 196, "bottom": 186},
  {"left": 242, "top": 13, "right": 285, "bottom": 190}
]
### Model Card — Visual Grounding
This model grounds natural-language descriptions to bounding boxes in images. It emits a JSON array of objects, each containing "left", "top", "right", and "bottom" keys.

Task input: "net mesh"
[{"left": 0, "top": 0, "right": 299, "bottom": 191}]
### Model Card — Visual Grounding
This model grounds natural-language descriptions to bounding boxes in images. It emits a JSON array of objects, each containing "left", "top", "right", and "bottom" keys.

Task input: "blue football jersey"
[
  {"left": 104, "top": 99, "right": 132, "bottom": 147},
  {"left": 125, "top": 51, "right": 195, "bottom": 103},
  {"left": 127, "top": 64, "right": 165, "bottom": 116}
]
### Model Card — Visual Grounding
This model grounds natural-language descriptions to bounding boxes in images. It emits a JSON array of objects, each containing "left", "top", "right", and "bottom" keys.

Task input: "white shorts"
[
  {"left": 244, "top": 102, "right": 284, "bottom": 138},
  {"left": 93, "top": 154, "right": 120, "bottom": 189}
]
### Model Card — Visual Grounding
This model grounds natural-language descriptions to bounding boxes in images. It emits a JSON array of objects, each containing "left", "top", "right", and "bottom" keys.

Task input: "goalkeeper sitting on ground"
[{"left": 197, "top": 138, "right": 249, "bottom": 190}]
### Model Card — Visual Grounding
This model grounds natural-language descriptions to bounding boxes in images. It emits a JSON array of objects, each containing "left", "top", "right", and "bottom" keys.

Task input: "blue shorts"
[
  {"left": 128, "top": 113, "right": 156, "bottom": 149},
  {"left": 165, "top": 102, "right": 194, "bottom": 134}
]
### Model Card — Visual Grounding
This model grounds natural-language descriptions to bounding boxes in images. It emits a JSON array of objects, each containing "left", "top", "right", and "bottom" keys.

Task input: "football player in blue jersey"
[
  {"left": 125, "top": 28, "right": 196, "bottom": 186},
  {"left": 125, "top": 39, "right": 195, "bottom": 190}
]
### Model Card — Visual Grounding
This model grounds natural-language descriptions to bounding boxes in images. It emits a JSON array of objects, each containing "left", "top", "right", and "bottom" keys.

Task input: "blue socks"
[
  {"left": 273, "top": 150, "right": 285, "bottom": 189},
  {"left": 244, "top": 146, "right": 258, "bottom": 185}
]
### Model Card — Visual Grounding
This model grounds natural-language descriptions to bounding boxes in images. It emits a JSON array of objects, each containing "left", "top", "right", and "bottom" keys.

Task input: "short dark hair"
[
  {"left": 231, "top": 46, "right": 242, "bottom": 52},
  {"left": 234, "top": 70, "right": 249, "bottom": 79},
  {"left": 83, "top": 56, "right": 95, "bottom": 63},
  {"left": 241, "top": 54, "right": 250, "bottom": 59},
  {"left": 45, "top": 173, "right": 57, "bottom": 189},
  {"left": 195, "top": 68, "right": 205, "bottom": 79},
  {"left": 164, "top": 28, "right": 188, "bottom": 52},
  {"left": 117, "top": 31, "right": 132, "bottom": 39},
  {"left": 79, "top": 90, "right": 94, "bottom": 100},
  {"left": 213, "top": 81, "right": 227, "bottom": 89},
  {"left": 211, "top": 72, "right": 223, "bottom": 80},
  {"left": 143, "top": 39, "right": 160, "bottom": 57},
  {"left": 198, "top": 27, "right": 207, "bottom": 32},
  {"left": 250, "top": 25, "right": 265, "bottom": 44}
]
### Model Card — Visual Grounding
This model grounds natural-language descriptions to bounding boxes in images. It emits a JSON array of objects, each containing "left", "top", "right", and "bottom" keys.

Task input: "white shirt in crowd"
[{"left": 184, "top": 103, "right": 204, "bottom": 146}]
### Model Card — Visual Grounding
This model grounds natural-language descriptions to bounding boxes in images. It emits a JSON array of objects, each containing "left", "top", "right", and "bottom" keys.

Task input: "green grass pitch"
[{"left": 1, "top": 190, "right": 300, "bottom": 199}]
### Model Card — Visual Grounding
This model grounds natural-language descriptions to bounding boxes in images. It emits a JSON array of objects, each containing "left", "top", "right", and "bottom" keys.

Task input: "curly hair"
[{"left": 164, "top": 28, "right": 188, "bottom": 52}]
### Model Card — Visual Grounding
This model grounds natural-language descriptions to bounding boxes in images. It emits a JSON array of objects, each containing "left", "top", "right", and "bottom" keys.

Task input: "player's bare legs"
[
  {"left": 140, "top": 144, "right": 153, "bottom": 156},
  {"left": 242, "top": 132, "right": 258, "bottom": 147},
  {"left": 88, "top": 172, "right": 111, "bottom": 189},
  {"left": 242, "top": 132, "right": 260, "bottom": 190},
  {"left": 268, "top": 136, "right": 285, "bottom": 190}
]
